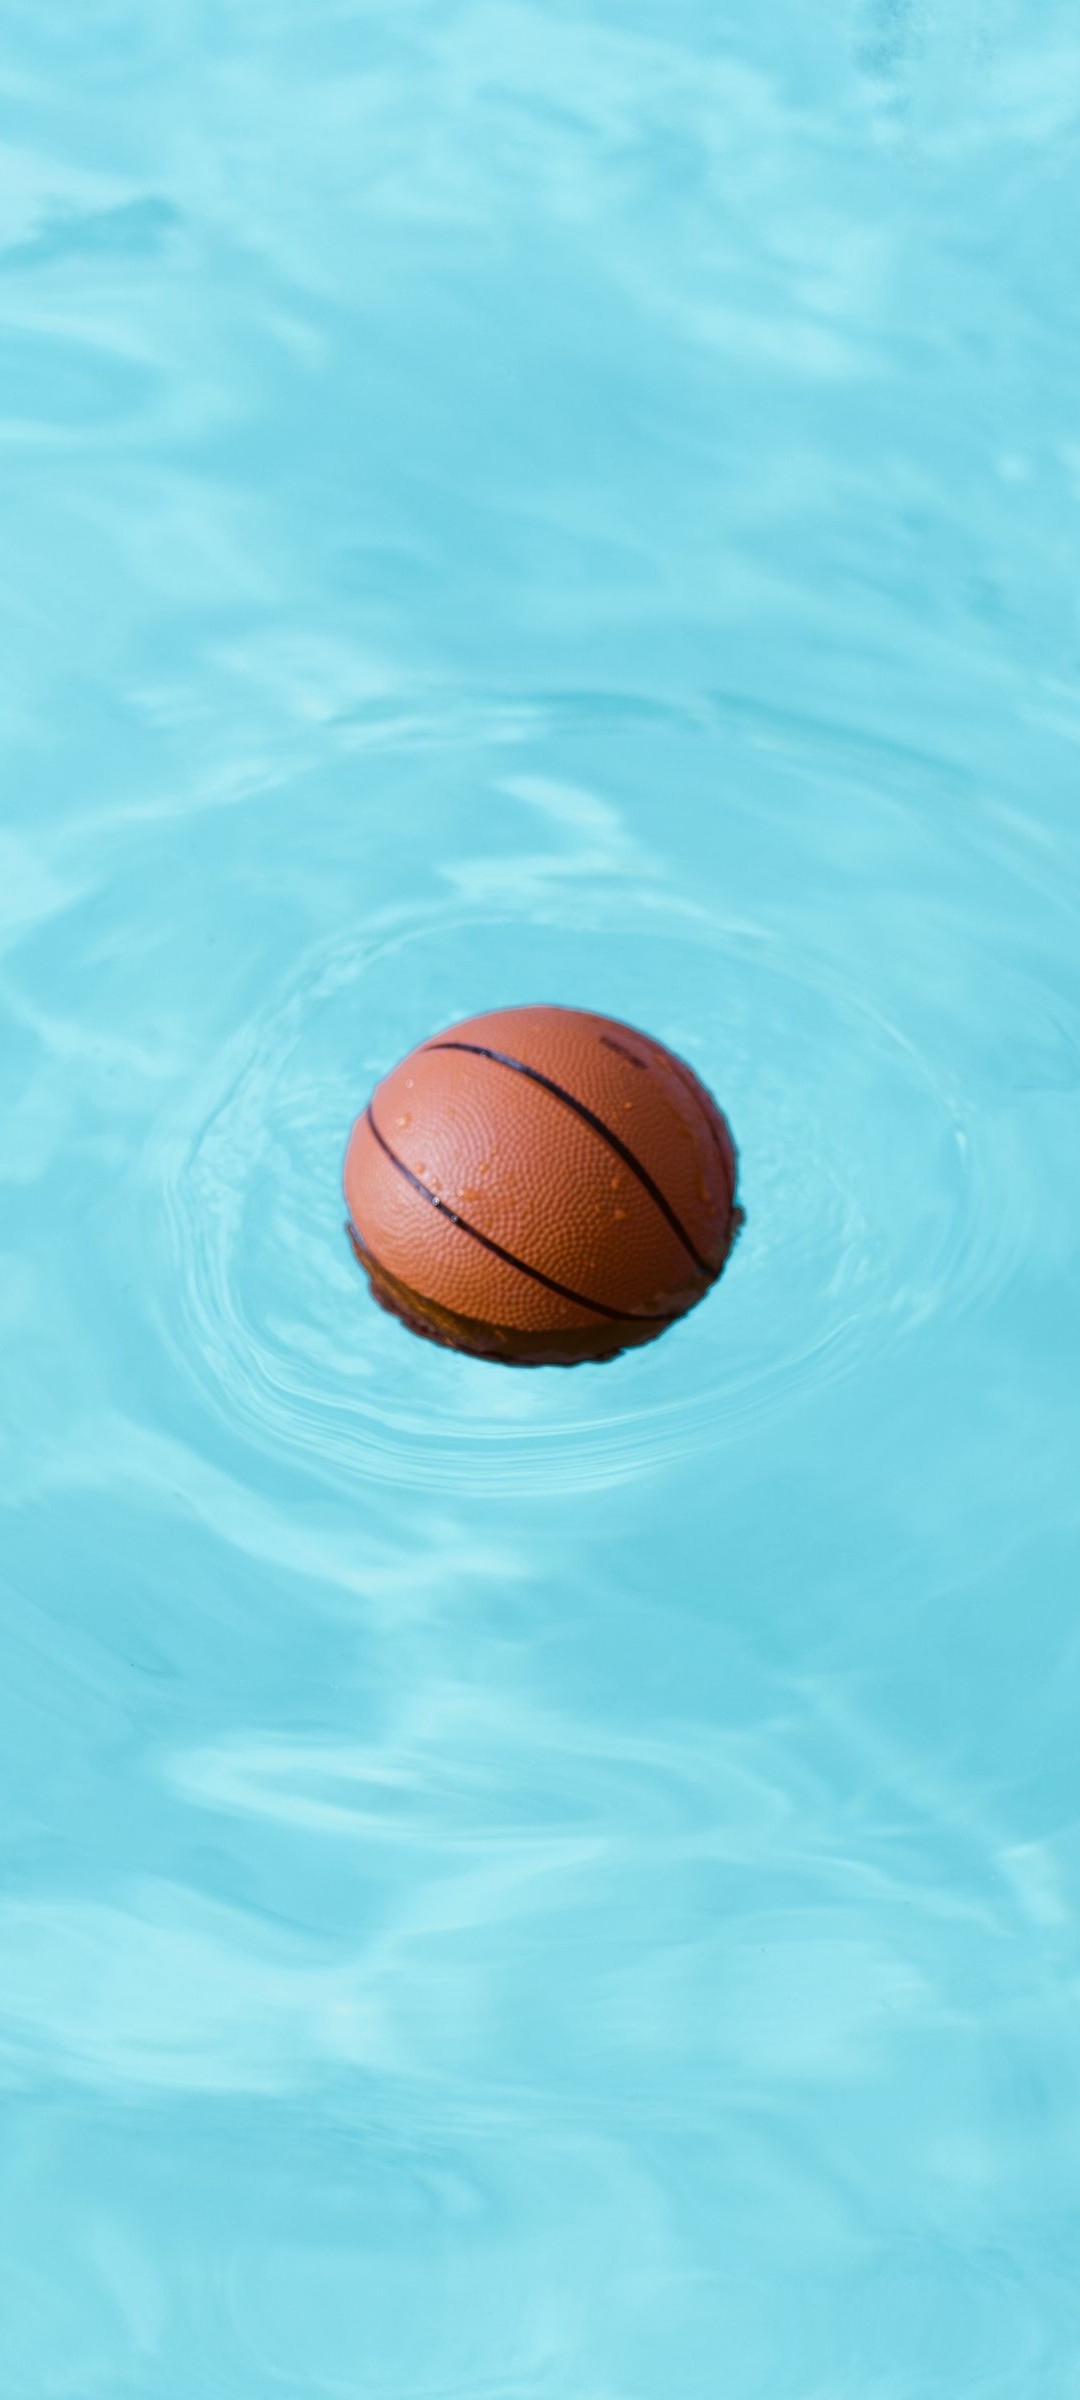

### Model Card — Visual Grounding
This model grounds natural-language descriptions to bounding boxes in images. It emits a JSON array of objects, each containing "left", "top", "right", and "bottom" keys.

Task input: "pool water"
[{"left": 3, "top": 3, "right": 1080, "bottom": 2392}]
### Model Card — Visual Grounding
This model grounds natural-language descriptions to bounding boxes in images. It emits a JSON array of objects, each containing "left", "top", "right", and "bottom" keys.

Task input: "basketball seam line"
[
  {"left": 424, "top": 1040, "right": 718, "bottom": 1281},
  {"left": 363, "top": 1109, "right": 677, "bottom": 1325}
]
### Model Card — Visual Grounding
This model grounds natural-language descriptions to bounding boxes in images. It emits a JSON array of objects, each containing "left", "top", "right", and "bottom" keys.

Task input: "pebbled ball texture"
[{"left": 343, "top": 1003, "right": 742, "bottom": 1365}]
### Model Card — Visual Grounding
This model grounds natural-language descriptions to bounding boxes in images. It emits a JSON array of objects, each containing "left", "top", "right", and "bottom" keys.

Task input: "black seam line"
[
  {"left": 345, "top": 1218, "right": 376, "bottom": 1269},
  {"left": 424, "top": 1041, "right": 718, "bottom": 1282},
  {"left": 365, "top": 1109, "right": 676, "bottom": 1325},
  {"left": 346, "top": 1216, "right": 406, "bottom": 1303}
]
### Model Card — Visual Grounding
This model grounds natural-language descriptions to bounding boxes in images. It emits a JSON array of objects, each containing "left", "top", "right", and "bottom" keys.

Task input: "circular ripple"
[{"left": 155, "top": 885, "right": 976, "bottom": 1496}]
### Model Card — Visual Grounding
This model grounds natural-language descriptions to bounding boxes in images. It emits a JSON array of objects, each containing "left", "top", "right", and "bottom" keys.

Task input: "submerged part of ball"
[{"left": 343, "top": 1003, "right": 742, "bottom": 1366}]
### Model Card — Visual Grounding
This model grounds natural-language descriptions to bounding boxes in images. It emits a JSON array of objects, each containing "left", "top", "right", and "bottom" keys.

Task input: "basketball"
[{"left": 343, "top": 1004, "right": 742, "bottom": 1365}]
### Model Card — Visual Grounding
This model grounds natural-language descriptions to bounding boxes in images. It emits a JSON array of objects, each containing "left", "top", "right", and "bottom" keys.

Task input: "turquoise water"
[{"left": 3, "top": 1, "right": 1080, "bottom": 2390}]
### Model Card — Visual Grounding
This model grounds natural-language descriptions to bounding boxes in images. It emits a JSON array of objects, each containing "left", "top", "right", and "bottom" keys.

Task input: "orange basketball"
[{"left": 343, "top": 1004, "right": 742, "bottom": 1365}]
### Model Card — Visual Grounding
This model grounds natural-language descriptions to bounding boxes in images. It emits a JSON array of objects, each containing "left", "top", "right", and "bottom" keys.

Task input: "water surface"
[{"left": 3, "top": 2, "right": 1080, "bottom": 2392}]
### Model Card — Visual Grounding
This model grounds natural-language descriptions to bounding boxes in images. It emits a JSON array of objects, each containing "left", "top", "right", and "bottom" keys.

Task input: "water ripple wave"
[{"left": 153, "top": 870, "right": 990, "bottom": 1496}]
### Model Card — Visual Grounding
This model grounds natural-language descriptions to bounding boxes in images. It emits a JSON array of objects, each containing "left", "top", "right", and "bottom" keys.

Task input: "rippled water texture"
[{"left": 4, "top": 4, "right": 1080, "bottom": 2392}]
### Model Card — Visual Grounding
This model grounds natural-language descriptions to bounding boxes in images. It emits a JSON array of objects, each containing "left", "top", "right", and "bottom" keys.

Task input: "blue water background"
[{"left": 3, "top": 3, "right": 1080, "bottom": 2391}]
